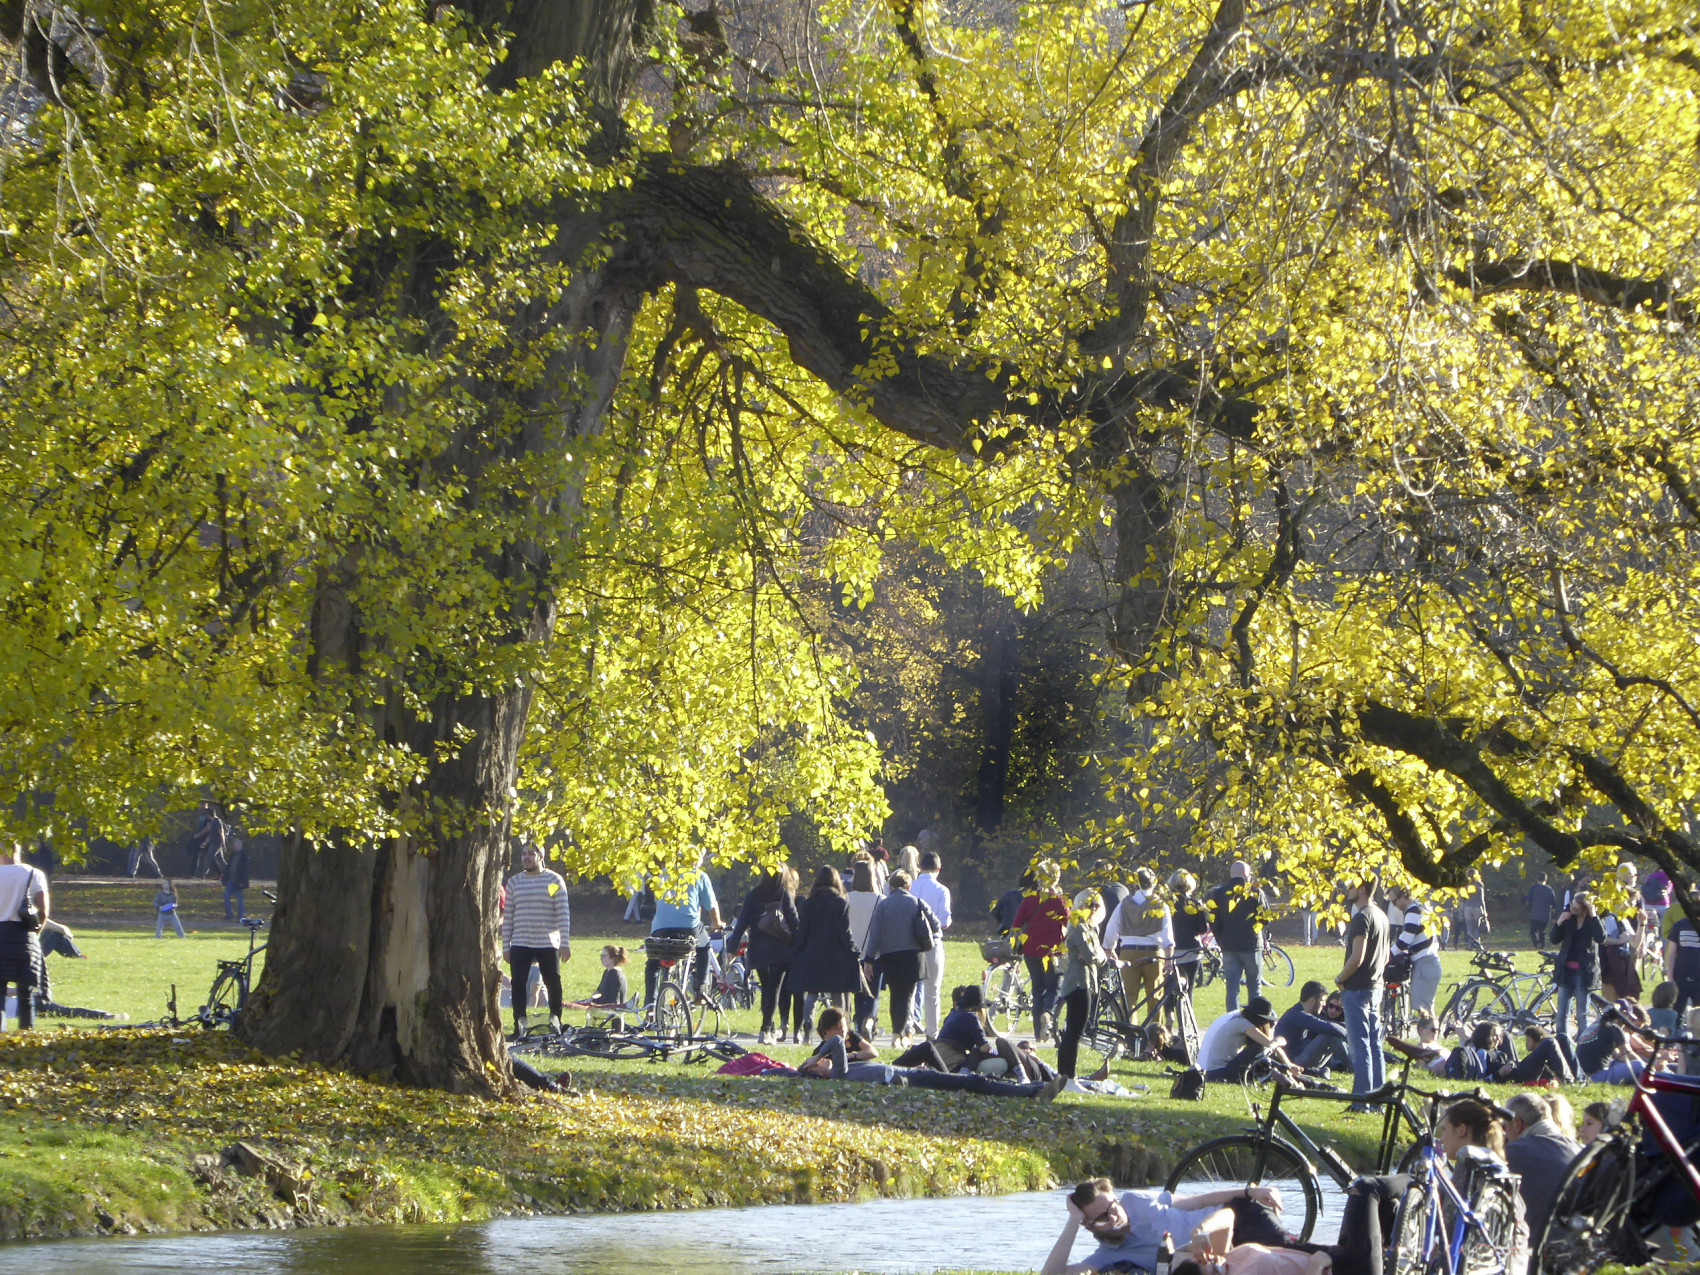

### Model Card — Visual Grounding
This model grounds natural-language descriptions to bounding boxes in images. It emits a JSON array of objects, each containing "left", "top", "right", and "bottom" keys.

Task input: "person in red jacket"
[{"left": 1012, "top": 860, "right": 1069, "bottom": 1043}]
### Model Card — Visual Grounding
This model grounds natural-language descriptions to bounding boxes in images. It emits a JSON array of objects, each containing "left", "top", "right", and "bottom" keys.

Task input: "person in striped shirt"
[
  {"left": 502, "top": 845, "right": 572, "bottom": 1038},
  {"left": 1391, "top": 887, "right": 1443, "bottom": 1020}
]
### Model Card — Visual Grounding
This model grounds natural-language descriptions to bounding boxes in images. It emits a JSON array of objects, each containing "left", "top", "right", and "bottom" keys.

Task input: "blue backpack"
[{"left": 1445, "top": 1046, "right": 1492, "bottom": 1081}]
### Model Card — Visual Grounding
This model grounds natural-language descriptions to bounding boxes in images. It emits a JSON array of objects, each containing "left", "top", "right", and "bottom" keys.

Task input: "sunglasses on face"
[{"left": 1325, "top": 1002, "right": 1343, "bottom": 1013}]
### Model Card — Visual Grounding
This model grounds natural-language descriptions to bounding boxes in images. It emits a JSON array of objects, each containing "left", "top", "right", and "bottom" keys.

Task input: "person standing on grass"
[
  {"left": 0, "top": 843, "right": 48, "bottom": 1032},
  {"left": 726, "top": 865, "right": 802, "bottom": 1045},
  {"left": 1390, "top": 886, "right": 1442, "bottom": 1021},
  {"left": 1012, "top": 860, "right": 1069, "bottom": 1043},
  {"left": 1335, "top": 875, "right": 1390, "bottom": 1109},
  {"left": 1525, "top": 872, "right": 1556, "bottom": 949},
  {"left": 501, "top": 844, "right": 571, "bottom": 1038},
  {"left": 845, "top": 856, "right": 883, "bottom": 1036},
  {"left": 1551, "top": 891, "right": 1604, "bottom": 1037},
  {"left": 1055, "top": 890, "right": 1106, "bottom": 1079},
  {"left": 910, "top": 850, "right": 953, "bottom": 1036},
  {"left": 1105, "top": 867, "right": 1172, "bottom": 1025},
  {"left": 791, "top": 865, "right": 864, "bottom": 1043},
  {"left": 862, "top": 869, "right": 936, "bottom": 1045},
  {"left": 154, "top": 879, "right": 187, "bottom": 938},
  {"left": 221, "top": 836, "right": 250, "bottom": 921},
  {"left": 1207, "top": 860, "right": 1268, "bottom": 1013}
]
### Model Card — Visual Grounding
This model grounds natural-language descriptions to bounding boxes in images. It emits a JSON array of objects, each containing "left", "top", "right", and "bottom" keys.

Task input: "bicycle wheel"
[
  {"left": 1165, "top": 1135, "right": 1323, "bottom": 1242},
  {"left": 1263, "top": 944, "right": 1295, "bottom": 988},
  {"left": 1534, "top": 1135, "right": 1649, "bottom": 1275},
  {"left": 1173, "top": 992, "right": 1200, "bottom": 1065},
  {"left": 1441, "top": 979, "right": 1515, "bottom": 1032},
  {"left": 200, "top": 966, "right": 247, "bottom": 1028},
  {"left": 1388, "top": 1180, "right": 1432, "bottom": 1275},
  {"left": 695, "top": 999, "right": 726, "bottom": 1038},
  {"left": 1460, "top": 1176, "right": 1520, "bottom": 1275},
  {"left": 651, "top": 980, "right": 694, "bottom": 1043}
]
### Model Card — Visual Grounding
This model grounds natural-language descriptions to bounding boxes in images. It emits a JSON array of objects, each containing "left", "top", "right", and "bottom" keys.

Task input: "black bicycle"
[
  {"left": 1165, "top": 1060, "right": 1435, "bottom": 1241},
  {"left": 197, "top": 890, "right": 275, "bottom": 1027}
]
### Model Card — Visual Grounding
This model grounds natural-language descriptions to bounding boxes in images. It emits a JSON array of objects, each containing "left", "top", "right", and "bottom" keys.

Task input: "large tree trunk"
[
  {"left": 973, "top": 585, "right": 1019, "bottom": 836},
  {"left": 242, "top": 251, "right": 639, "bottom": 1092}
]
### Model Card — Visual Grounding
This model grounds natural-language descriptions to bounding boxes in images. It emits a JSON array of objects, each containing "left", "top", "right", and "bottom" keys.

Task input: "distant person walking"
[
  {"left": 862, "top": 870, "right": 938, "bottom": 1044},
  {"left": 1642, "top": 868, "right": 1673, "bottom": 937},
  {"left": 1011, "top": 861, "right": 1069, "bottom": 1043},
  {"left": 727, "top": 866, "right": 802, "bottom": 1045},
  {"left": 126, "top": 837, "right": 162, "bottom": 880},
  {"left": 0, "top": 843, "right": 48, "bottom": 1031},
  {"left": 221, "top": 837, "right": 250, "bottom": 921},
  {"left": 910, "top": 851, "right": 953, "bottom": 1036},
  {"left": 1526, "top": 874, "right": 1557, "bottom": 949},
  {"left": 502, "top": 845, "right": 572, "bottom": 1038},
  {"left": 1459, "top": 875, "right": 1488, "bottom": 947},
  {"left": 189, "top": 803, "right": 227, "bottom": 878},
  {"left": 154, "top": 880, "right": 187, "bottom": 938}
]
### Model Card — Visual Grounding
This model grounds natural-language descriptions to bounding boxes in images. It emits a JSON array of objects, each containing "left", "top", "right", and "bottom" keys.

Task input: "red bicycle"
[{"left": 1535, "top": 1008, "right": 1700, "bottom": 1273}]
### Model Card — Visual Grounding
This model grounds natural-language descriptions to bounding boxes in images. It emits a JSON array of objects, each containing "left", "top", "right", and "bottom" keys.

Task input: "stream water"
[{"left": 0, "top": 1184, "right": 1346, "bottom": 1273}]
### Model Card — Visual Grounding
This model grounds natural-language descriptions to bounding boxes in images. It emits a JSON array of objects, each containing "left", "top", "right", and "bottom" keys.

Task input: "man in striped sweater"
[
  {"left": 1391, "top": 886, "right": 1443, "bottom": 1021},
  {"left": 502, "top": 845, "right": 572, "bottom": 1037}
]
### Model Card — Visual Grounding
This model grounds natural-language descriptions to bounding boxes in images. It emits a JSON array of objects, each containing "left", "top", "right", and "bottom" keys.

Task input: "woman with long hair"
[
  {"left": 726, "top": 865, "right": 801, "bottom": 1044},
  {"left": 1011, "top": 860, "right": 1069, "bottom": 1043},
  {"left": 790, "top": 865, "right": 862, "bottom": 1043},
  {"left": 1055, "top": 889, "right": 1106, "bottom": 1078},
  {"left": 1551, "top": 891, "right": 1606, "bottom": 1037}
]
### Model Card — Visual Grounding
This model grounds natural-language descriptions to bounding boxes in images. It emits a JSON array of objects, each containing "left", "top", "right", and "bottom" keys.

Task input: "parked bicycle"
[
  {"left": 980, "top": 944, "right": 1033, "bottom": 1035},
  {"left": 1165, "top": 1060, "right": 1436, "bottom": 1241},
  {"left": 198, "top": 890, "right": 276, "bottom": 1027},
  {"left": 1193, "top": 931, "right": 1295, "bottom": 991},
  {"left": 1438, "top": 949, "right": 1554, "bottom": 1034},
  {"left": 1387, "top": 1090, "right": 1523, "bottom": 1275},
  {"left": 1535, "top": 1008, "right": 1700, "bottom": 1273}
]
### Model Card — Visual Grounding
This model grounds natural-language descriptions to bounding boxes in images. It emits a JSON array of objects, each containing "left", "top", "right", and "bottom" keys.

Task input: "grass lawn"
[{"left": 8, "top": 889, "right": 1621, "bottom": 1246}]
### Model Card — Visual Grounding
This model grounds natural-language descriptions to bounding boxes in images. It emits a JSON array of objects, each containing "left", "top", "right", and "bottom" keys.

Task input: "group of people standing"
[{"left": 722, "top": 844, "right": 953, "bottom": 1046}]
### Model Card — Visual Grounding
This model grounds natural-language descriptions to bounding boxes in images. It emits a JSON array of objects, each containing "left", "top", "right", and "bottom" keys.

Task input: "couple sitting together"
[
  {"left": 1195, "top": 983, "right": 1348, "bottom": 1087},
  {"left": 792, "top": 985, "right": 1067, "bottom": 1100},
  {"left": 1043, "top": 1100, "right": 1526, "bottom": 1275}
]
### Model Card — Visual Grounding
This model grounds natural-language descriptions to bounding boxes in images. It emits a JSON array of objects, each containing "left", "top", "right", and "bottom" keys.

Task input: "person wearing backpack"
[
  {"left": 0, "top": 843, "right": 48, "bottom": 1031},
  {"left": 727, "top": 866, "right": 801, "bottom": 1045}
]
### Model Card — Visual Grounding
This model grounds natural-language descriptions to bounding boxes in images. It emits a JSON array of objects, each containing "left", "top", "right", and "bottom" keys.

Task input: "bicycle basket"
[
  {"left": 981, "top": 935, "right": 1017, "bottom": 963},
  {"left": 644, "top": 935, "right": 698, "bottom": 961}
]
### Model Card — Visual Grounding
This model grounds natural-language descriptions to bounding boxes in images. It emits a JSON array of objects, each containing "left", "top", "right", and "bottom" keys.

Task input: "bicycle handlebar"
[{"left": 1600, "top": 1005, "right": 1688, "bottom": 1050}]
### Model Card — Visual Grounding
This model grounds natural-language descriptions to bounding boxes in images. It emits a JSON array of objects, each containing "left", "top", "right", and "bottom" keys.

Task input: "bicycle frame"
[
  {"left": 1248, "top": 1063, "right": 1430, "bottom": 1190},
  {"left": 1609, "top": 1012, "right": 1700, "bottom": 1207}
]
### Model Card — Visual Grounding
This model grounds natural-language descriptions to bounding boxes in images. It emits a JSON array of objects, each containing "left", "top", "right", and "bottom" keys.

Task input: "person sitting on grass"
[
  {"left": 1648, "top": 981, "right": 1681, "bottom": 1036},
  {"left": 797, "top": 1007, "right": 1065, "bottom": 1099},
  {"left": 563, "top": 945, "right": 630, "bottom": 1024},
  {"left": 921, "top": 984, "right": 1047, "bottom": 1082},
  {"left": 1196, "top": 997, "right": 1304, "bottom": 1084},
  {"left": 1274, "top": 981, "right": 1350, "bottom": 1073},
  {"left": 1040, "top": 1177, "right": 1287, "bottom": 1275}
]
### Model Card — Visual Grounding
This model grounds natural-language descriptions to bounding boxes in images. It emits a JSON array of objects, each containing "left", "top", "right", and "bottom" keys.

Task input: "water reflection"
[{"left": 0, "top": 1184, "right": 1346, "bottom": 1274}]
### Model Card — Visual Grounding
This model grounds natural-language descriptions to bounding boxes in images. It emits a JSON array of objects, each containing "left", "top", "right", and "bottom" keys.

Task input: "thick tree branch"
[{"left": 1448, "top": 256, "right": 1696, "bottom": 328}]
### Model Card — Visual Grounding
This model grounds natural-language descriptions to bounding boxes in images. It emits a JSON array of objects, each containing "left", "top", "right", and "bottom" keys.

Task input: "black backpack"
[{"left": 1169, "top": 1067, "right": 1207, "bottom": 1101}]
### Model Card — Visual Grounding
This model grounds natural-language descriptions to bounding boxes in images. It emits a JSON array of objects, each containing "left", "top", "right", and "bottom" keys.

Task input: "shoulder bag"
[{"left": 910, "top": 901, "right": 936, "bottom": 952}]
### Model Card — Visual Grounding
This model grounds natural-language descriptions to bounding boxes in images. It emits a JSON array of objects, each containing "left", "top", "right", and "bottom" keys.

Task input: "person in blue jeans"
[
  {"left": 1206, "top": 860, "right": 1269, "bottom": 1012},
  {"left": 1336, "top": 877, "right": 1390, "bottom": 1111},
  {"left": 1550, "top": 892, "right": 1604, "bottom": 1038}
]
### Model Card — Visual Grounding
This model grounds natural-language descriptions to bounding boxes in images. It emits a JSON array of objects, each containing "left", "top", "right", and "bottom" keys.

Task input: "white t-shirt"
[
  {"left": 1198, "top": 1011, "right": 1258, "bottom": 1071},
  {"left": 0, "top": 863, "right": 47, "bottom": 922}
]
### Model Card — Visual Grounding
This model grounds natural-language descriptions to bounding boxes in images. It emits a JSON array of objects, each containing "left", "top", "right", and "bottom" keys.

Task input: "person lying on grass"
[
  {"left": 795, "top": 1007, "right": 1064, "bottom": 1099},
  {"left": 1041, "top": 1177, "right": 1287, "bottom": 1275}
]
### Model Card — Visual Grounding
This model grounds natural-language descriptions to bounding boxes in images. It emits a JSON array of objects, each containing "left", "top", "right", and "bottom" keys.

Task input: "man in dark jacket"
[
  {"left": 221, "top": 837, "right": 250, "bottom": 921},
  {"left": 1526, "top": 874, "right": 1557, "bottom": 949},
  {"left": 1275, "top": 980, "right": 1349, "bottom": 1071},
  {"left": 1206, "top": 860, "right": 1267, "bottom": 1012},
  {"left": 1504, "top": 1093, "right": 1581, "bottom": 1243}
]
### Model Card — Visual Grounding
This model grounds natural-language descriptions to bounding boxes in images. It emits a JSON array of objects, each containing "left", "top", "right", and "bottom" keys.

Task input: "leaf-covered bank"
[{"left": 0, "top": 1031, "right": 1056, "bottom": 1240}]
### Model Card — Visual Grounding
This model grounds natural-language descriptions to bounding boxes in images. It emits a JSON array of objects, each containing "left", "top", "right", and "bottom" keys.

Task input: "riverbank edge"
[{"left": 0, "top": 1030, "right": 1092, "bottom": 1242}]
